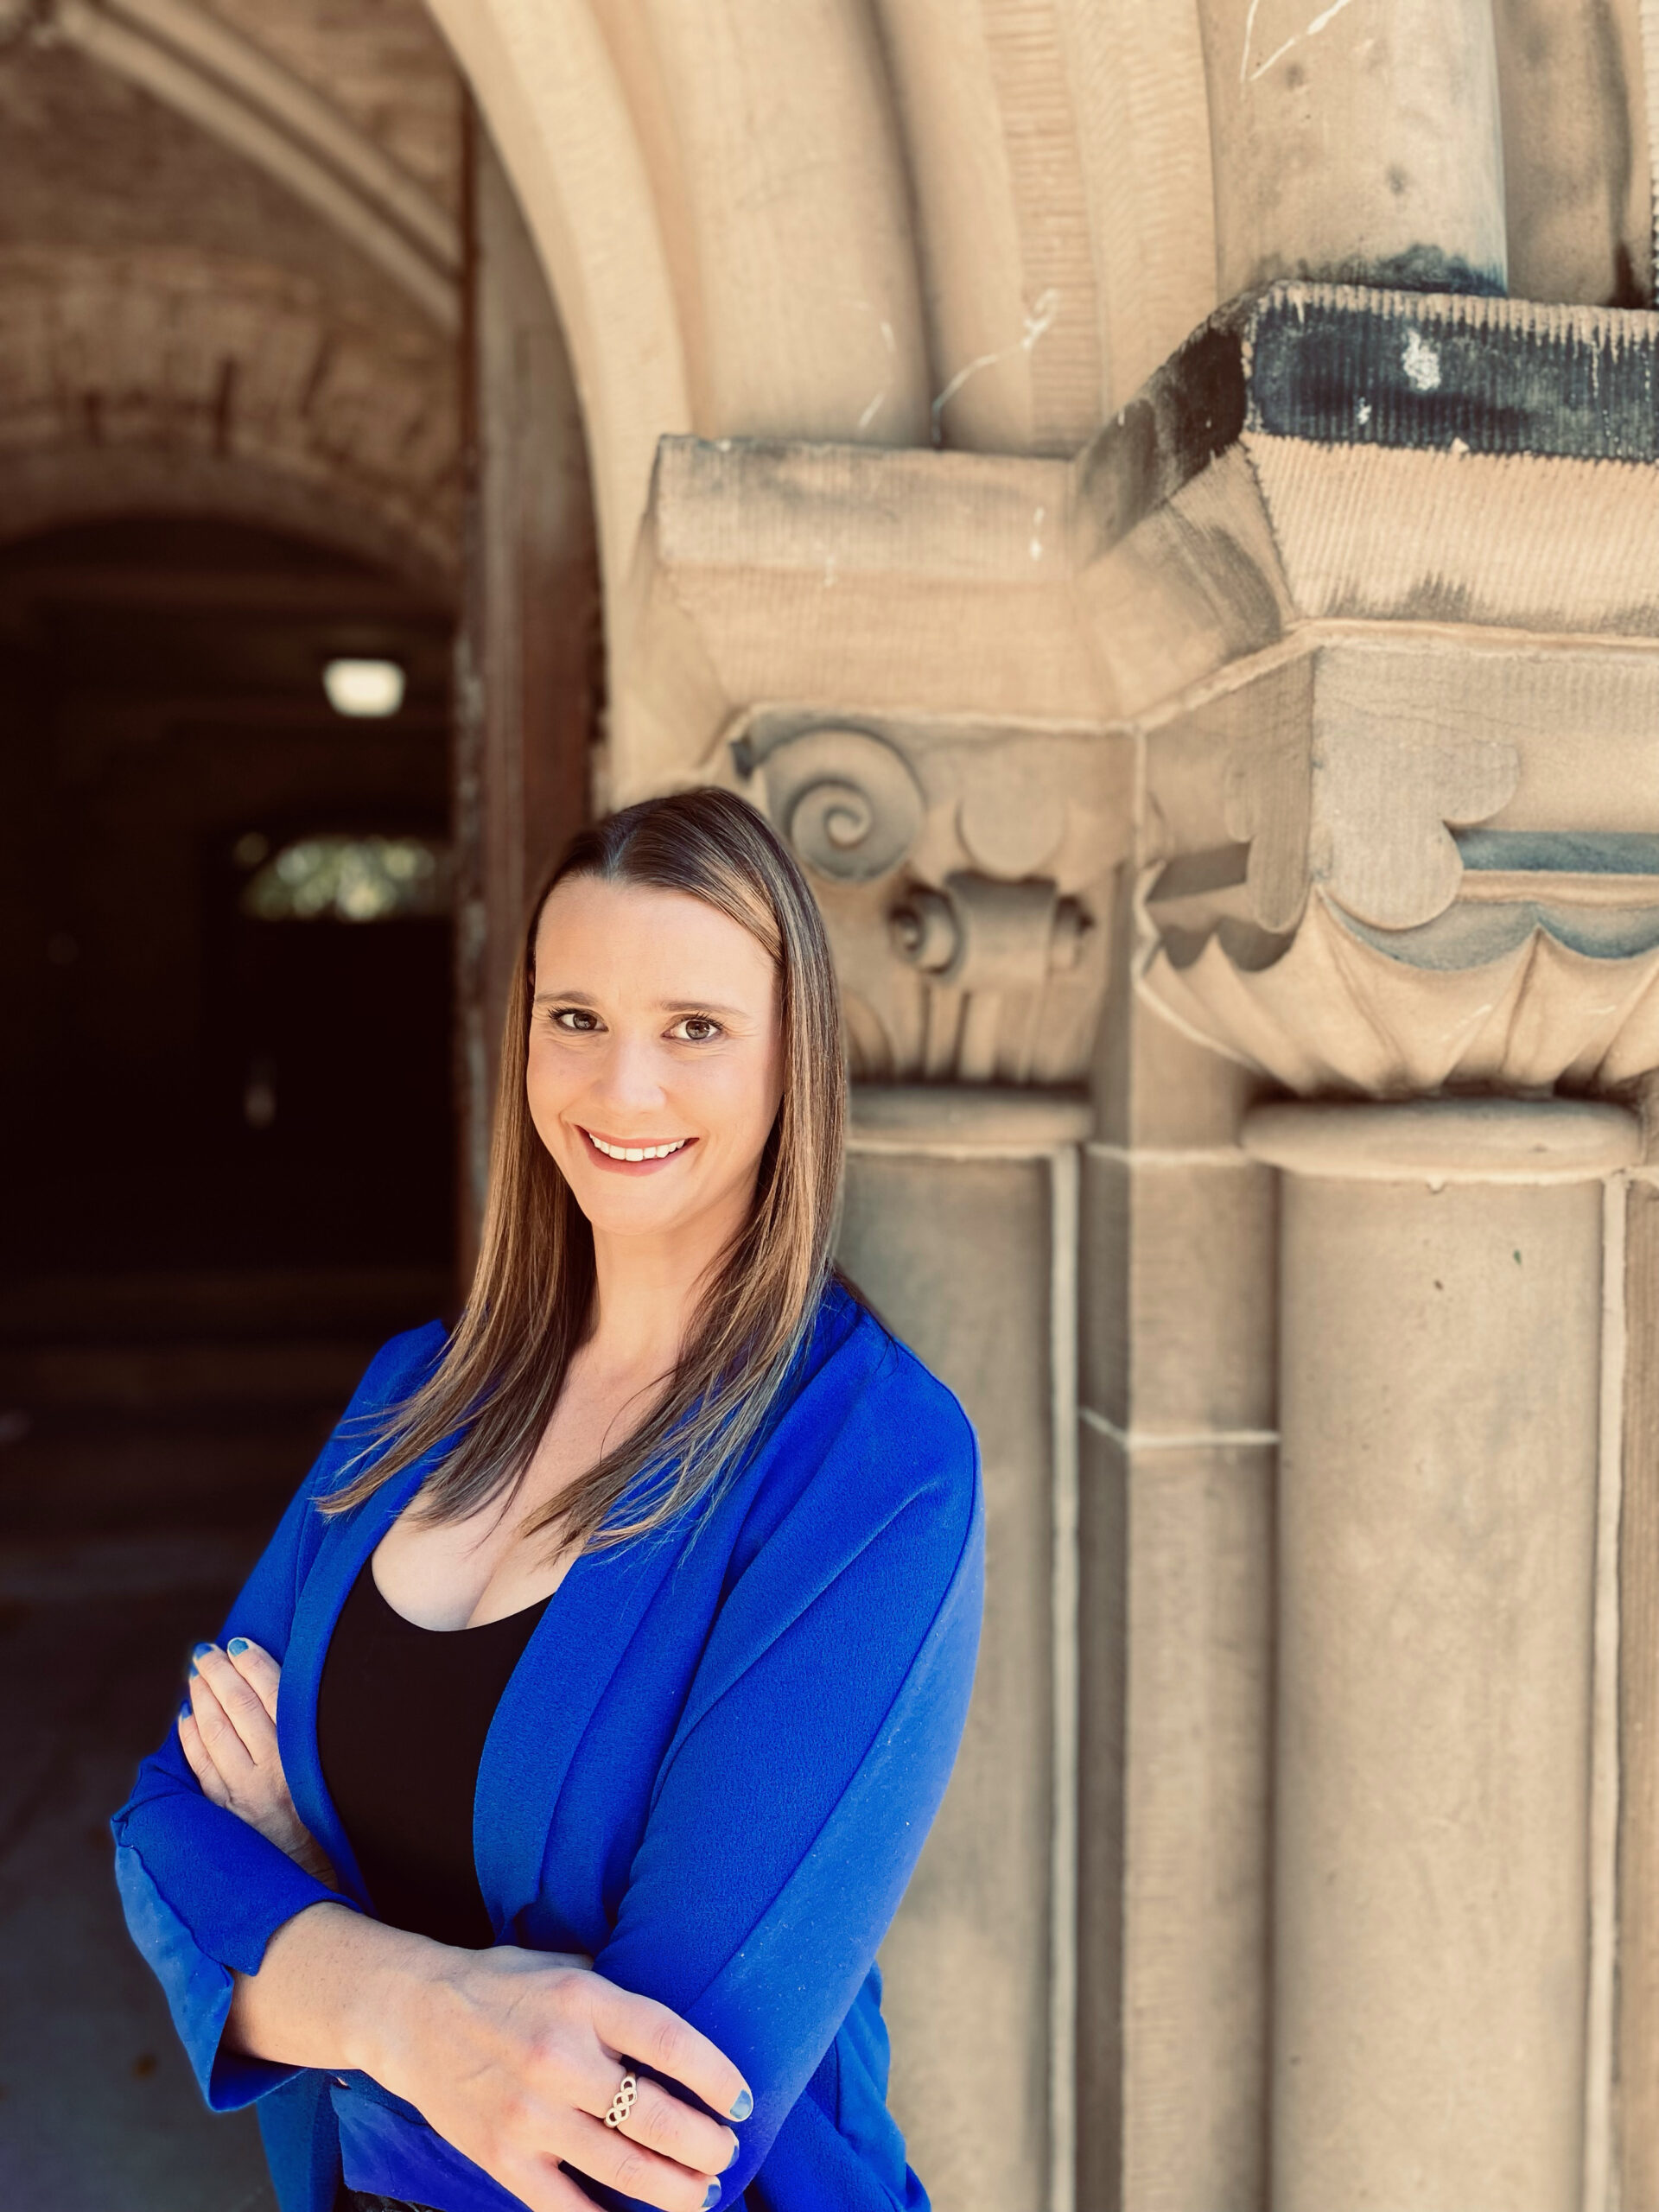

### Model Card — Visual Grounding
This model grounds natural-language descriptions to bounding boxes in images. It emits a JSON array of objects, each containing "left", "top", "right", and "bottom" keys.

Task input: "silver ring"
[{"left": 603, "top": 2069, "right": 639, "bottom": 2129}]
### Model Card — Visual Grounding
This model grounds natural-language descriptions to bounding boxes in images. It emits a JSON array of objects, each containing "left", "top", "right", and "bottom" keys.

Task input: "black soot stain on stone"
[
  {"left": 1610, "top": 242, "right": 1647, "bottom": 312},
  {"left": 1359, "top": 245, "right": 1506, "bottom": 296},
  {"left": 1386, "top": 575, "right": 1477, "bottom": 626},
  {"left": 1195, "top": 523, "right": 1283, "bottom": 646},
  {"left": 1251, "top": 289, "right": 1659, "bottom": 461},
  {"left": 1078, "top": 313, "right": 1249, "bottom": 553}
]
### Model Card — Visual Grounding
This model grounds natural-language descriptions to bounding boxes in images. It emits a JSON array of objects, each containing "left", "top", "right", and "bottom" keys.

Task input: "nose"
[{"left": 588, "top": 1027, "right": 669, "bottom": 1121}]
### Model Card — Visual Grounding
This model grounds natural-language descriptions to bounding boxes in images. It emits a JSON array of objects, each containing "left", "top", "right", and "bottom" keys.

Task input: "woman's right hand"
[{"left": 353, "top": 1930, "right": 748, "bottom": 2211}]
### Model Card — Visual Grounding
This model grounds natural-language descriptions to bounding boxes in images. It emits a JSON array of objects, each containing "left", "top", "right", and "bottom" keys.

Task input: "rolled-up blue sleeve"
[
  {"left": 110, "top": 1326, "right": 440, "bottom": 2109},
  {"left": 591, "top": 1361, "right": 985, "bottom": 2207}
]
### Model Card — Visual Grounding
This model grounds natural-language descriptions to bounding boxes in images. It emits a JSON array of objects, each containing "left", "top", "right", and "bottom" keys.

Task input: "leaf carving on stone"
[
  {"left": 1223, "top": 726, "right": 1313, "bottom": 936},
  {"left": 1309, "top": 724, "right": 1521, "bottom": 931}
]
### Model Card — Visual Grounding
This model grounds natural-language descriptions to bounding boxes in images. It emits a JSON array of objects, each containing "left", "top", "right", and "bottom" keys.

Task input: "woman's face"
[{"left": 526, "top": 874, "right": 785, "bottom": 1248}]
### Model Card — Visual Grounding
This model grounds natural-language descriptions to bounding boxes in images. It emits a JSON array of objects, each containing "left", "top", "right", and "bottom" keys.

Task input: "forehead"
[{"left": 533, "top": 874, "right": 775, "bottom": 996}]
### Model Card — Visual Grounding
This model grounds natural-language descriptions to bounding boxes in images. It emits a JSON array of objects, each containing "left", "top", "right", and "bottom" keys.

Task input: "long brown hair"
[{"left": 322, "top": 786, "right": 847, "bottom": 1551}]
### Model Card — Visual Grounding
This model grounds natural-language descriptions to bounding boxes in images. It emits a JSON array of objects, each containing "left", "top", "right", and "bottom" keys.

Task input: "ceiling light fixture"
[{"left": 322, "top": 658, "right": 405, "bottom": 717}]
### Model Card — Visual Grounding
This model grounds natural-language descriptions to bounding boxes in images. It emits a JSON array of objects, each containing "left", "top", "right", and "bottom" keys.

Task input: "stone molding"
[
  {"left": 732, "top": 715, "right": 1128, "bottom": 1088},
  {"left": 1242, "top": 1095, "right": 1641, "bottom": 1183},
  {"left": 850, "top": 1083, "right": 1094, "bottom": 1152},
  {"left": 615, "top": 285, "right": 1659, "bottom": 791}
]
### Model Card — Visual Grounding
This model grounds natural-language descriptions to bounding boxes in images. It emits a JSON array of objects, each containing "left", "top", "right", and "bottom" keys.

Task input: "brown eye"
[{"left": 675, "top": 1015, "right": 719, "bottom": 1042}]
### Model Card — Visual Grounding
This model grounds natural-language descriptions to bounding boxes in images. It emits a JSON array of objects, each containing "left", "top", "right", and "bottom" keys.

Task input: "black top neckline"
[
  {"left": 364, "top": 1556, "right": 554, "bottom": 1637},
  {"left": 315, "top": 1558, "right": 553, "bottom": 1948}
]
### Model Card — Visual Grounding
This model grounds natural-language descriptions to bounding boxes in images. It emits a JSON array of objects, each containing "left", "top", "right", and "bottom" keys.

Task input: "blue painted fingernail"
[
  {"left": 702, "top": 2187, "right": 721, "bottom": 2209},
  {"left": 728, "top": 2088, "right": 752, "bottom": 2122},
  {"left": 226, "top": 1638, "right": 248, "bottom": 1656},
  {"left": 724, "top": 2137, "right": 741, "bottom": 2171},
  {"left": 192, "top": 1643, "right": 214, "bottom": 1659}
]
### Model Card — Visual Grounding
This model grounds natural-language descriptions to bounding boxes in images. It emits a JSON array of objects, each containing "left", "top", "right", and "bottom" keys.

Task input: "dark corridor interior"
[
  {"left": 2, "top": 514, "right": 456, "bottom": 1279},
  {"left": 0, "top": 516, "right": 459, "bottom": 2210},
  {"left": 0, "top": 509, "right": 460, "bottom": 1532}
]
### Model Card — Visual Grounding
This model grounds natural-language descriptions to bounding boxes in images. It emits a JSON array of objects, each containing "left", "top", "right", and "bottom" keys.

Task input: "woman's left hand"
[{"left": 180, "top": 1639, "right": 338, "bottom": 1887}]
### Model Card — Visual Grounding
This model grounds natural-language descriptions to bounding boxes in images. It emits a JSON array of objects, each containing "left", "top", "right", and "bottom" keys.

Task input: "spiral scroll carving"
[{"left": 748, "top": 726, "right": 924, "bottom": 883}]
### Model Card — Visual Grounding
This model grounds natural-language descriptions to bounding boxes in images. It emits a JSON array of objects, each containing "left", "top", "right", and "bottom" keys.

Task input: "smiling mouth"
[{"left": 582, "top": 1130, "right": 694, "bottom": 1163}]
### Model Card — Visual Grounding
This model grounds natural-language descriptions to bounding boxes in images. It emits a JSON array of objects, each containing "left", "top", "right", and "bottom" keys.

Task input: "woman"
[{"left": 113, "top": 788, "right": 984, "bottom": 2212}]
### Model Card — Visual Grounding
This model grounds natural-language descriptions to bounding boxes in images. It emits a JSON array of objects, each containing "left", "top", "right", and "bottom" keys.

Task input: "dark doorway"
[
  {"left": 0, "top": 510, "right": 460, "bottom": 1533},
  {"left": 0, "top": 515, "right": 461, "bottom": 1544},
  {"left": 204, "top": 830, "right": 455, "bottom": 1268},
  {"left": 1, "top": 515, "right": 456, "bottom": 1282}
]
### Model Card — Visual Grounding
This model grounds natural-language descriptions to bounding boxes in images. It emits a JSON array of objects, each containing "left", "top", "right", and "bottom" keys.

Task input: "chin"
[{"left": 563, "top": 1166, "right": 691, "bottom": 1227}]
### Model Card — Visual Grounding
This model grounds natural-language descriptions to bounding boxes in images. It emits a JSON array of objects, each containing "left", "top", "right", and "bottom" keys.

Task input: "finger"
[
  {"left": 188, "top": 1672, "right": 256, "bottom": 1787},
  {"left": 194, "top": 1645, "right": 278, "bottom": 1762},
  {"left": 610, "top": 2074, "right": 738, "bottom": 2183},
  {"left": 224, "top": 1637, "right": 281, "bottom": 1725},
  {"left": 560, "top": 2111, "right": 721, "bottom": 2212},
  {"left": 499, "top": 2157, "right": 597, "bottom": 2212},
  {"left": 588, "top": 1981, "right": 752, "bottom": 2125},
  {"left": 177, "top": 1712, "right": 232, "bottom": 1809}
]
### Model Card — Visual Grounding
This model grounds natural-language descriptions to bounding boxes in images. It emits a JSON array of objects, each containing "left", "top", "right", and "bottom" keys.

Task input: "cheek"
[
  {"left": 707, "top": 1053, "right": 784, "bottom": 1164},
  {"left": 524, "top": 1042, "right": 575, "bottom": 1148}
]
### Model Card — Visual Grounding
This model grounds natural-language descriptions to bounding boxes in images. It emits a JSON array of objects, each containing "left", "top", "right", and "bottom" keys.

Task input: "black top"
[{"left": 316, "top": 1559, "right": 550, "bottom": 1949}]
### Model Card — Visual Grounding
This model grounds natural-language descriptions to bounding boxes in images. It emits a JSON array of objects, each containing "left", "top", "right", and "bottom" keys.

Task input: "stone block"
[
  {"left": 1079, "top": 1148, "right": 1130, "bottom": 1433},
  {"left": 1080, "top": 1425, "right": 1273, "bottom": 2212},
  {"left": 1076, "top": 1413, "right": 1126, "bottom": 2212},
  {"left": 1619, "top": 1173, "right": 1659, "bottom": 2210},
  {"left": 1094, "top": 961, "right": 1264, "bottom": 1154},
  {"left": 1080, "top": 1149, "right": 1276, "bottom": 1439},
  {"left": 842, "top": 1147, "right": 1057, "bottom": 2211}
]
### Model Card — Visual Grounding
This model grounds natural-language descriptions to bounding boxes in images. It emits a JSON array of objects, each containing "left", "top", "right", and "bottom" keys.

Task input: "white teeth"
[{"left": 588, "top": 1133, "right": 689, "bottom": 1161}]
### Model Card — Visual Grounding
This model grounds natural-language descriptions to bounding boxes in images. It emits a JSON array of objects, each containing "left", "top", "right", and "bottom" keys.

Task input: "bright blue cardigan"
[{"left": 112, "top": 1282, "right": 983, "bottom": 2212}]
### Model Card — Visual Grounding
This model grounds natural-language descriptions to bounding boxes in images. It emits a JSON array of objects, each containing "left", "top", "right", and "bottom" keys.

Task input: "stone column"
[
  {"left": 839, "top": 1084, "right": 1090, "bottom": 2212},
  {"left": 1196, "top": 0, "right": 1508, "bottom": 297},
  {"left": 1243, "top": 1096, "right": 1639, "bottom": 2212}
]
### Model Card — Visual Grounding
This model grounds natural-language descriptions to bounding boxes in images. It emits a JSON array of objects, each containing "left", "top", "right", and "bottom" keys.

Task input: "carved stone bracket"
[
  {"left": 732, "top": 716, "right": 1128, "bottom": 1085},
  {"left": 1136, "top": 641, "right": 1659, "bottom": 1096}
]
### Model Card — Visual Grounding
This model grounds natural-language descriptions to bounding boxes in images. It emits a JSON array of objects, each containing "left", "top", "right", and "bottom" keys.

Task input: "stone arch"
[
  {"left": 417, "top": 0, "right": 1226, "bottom": 582},
  {"left": 45, "top": 0, "right": 459, "bottom": 328},
  {"left": 0, "top": 444, "right": 454, "bottom": 602},
  {"left": 0, "top": 241, "right": 458, "bottom": 595}
]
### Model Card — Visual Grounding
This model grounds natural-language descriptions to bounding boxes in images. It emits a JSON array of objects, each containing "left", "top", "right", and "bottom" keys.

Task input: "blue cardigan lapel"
[
  {"left": 280, "top": 1459, "right": 433, "bottom": 1908},
  {"left": 278, "top": 1447, "right": 689, "bottom": 1943},
  {"left": 474, "top": 1523, "right": 686, "bottom": 1936}
]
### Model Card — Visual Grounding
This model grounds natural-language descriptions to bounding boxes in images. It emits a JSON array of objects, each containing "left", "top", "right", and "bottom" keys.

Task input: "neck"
[{"left": 584, "top": 1189, "right": 751, "bottom": 1383}]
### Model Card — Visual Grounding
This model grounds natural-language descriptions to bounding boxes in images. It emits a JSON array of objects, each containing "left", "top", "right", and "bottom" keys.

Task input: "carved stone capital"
[
  {"left": 1137, "top": 641, "right": 1659, "bottom": 1096},
  {"left": 732, "top": 715, "right": 1128, "bottom": 1086}
]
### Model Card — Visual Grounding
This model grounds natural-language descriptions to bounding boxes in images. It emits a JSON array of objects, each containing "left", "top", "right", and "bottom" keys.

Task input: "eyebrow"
[{"left": 533, "top": 988, "right": 751, "bottom": 1018}]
